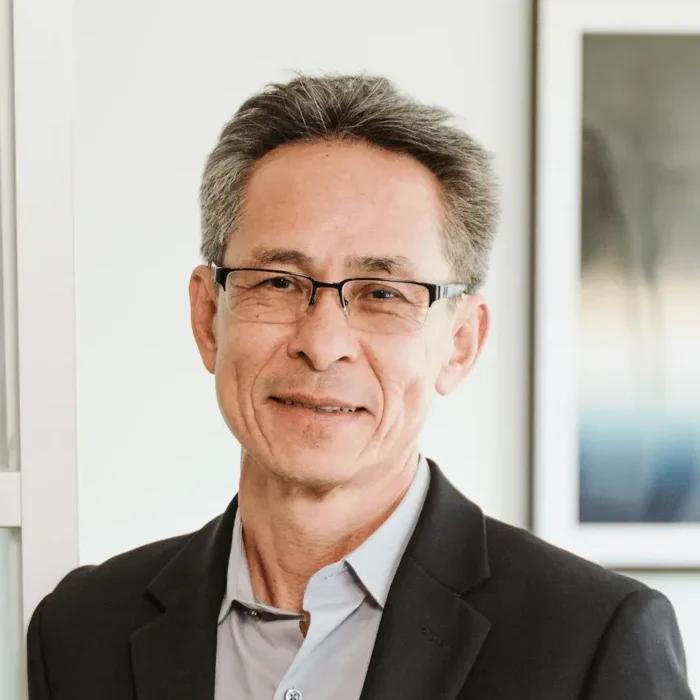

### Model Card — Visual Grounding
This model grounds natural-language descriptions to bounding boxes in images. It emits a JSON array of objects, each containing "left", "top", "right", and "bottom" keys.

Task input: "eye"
[
  {"left": 369, "top": 287, "right": 400, "bottom": 300},
  {"left": 361, "top": 284, "right": 405, "bottom": 301},
  {"left": 260, "top": 276, "right": 297, "bottom": 290}
]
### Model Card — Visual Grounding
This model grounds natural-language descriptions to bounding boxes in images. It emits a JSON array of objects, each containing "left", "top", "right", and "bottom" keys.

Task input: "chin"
[{"left": 264, "top": 445, "right": 363, "bottom": 489}]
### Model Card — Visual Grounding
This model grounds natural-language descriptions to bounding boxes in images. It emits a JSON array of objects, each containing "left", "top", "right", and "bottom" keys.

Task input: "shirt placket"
[{"left": 272, "top": 564, "right": 366, "bottom": 700}]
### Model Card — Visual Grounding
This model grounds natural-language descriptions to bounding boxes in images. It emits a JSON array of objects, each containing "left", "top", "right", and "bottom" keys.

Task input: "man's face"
[{"left": 190, "top": 140, "right": 487, "bottom": 489}]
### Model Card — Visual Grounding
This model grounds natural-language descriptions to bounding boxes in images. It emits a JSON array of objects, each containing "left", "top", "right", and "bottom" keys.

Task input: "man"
[{"left": 27, "top": 74, "right": 693, "bottom": 700}]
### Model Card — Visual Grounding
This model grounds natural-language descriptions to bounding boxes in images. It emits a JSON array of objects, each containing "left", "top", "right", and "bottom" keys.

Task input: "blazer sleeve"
[
  {"left": 26, "top": 596, "right": 53, "bottom": 700},
  {"left": 580, "top": 588, "right": 694, "bottom": 700}
]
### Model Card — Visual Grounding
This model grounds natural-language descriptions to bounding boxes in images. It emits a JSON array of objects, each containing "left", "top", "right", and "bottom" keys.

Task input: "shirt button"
[
  {"left": 247, "top": 609, "right": 259, "bottom": 618},
  {"left": 285, "top": 690, "right": 302, "bottom": 700}
]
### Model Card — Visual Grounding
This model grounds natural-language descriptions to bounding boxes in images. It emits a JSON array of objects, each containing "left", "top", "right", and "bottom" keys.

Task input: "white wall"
[{"left": 74, "top": 0, "right": 698, "bottom": 694}]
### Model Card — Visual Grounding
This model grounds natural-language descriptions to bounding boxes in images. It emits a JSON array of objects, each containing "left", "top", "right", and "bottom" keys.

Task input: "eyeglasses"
[{"left": 213, "top": 267, "right": 471, "bottom": 334}]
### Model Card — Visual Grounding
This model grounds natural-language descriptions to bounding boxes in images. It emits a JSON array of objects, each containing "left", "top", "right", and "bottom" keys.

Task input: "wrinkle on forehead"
[
  {"left": 227, "top": 139, "right": 450, "bottom": 280},
  {"left": 241, "top": 246, "right": 418, "bottom": 278}
]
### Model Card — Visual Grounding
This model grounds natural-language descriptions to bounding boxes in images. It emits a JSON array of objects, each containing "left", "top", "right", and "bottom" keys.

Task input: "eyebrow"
[{"left": 245, "top": 247, "right": 417, "bottom": 278}]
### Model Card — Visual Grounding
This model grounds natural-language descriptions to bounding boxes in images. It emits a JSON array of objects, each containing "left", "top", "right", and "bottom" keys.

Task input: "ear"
[
  {"left": 435, "top": 295, "right": 489, "bottom": 396},
  {"left": 189, "top": 265, "right": 220, "bottom": 374}
]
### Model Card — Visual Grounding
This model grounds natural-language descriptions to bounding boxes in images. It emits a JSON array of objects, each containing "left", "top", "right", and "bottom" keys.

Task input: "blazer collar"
[
  {"left": 405, "top": 457, "right": 490, "bottom": 593},
  {"left": 130, "top": 458, "right": 491, "bottom": 700},
  {"left": 359, "top": 458, "right": 492, "bottom": 700},
  {"left": 130, "top": 495, "right": 238, "bottom": 700}
]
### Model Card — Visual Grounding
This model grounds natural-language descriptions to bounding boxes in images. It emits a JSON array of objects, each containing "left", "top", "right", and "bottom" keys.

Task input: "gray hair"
[{"left": 200, "top": 74, "right": 499, "bottom": 290}]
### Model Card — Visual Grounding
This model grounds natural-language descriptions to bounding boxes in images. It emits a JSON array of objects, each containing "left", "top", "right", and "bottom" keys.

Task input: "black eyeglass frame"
[{"left": 212, "top": 266, "right": 473, "bottom": 310}]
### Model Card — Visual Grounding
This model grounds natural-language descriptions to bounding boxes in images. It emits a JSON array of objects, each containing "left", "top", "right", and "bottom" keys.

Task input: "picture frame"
[{"left": 532, "top": 0, "right": 700, "bottom": 570}]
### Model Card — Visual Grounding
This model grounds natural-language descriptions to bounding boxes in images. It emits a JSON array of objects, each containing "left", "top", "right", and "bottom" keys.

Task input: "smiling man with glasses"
[{"left": 27, "top": 74, "right": 692, "bottom": 700}]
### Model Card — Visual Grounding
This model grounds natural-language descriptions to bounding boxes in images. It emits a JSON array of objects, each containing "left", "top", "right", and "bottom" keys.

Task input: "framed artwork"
[{"left": 533, "top": 0, "right": 700, "bottom": 569}]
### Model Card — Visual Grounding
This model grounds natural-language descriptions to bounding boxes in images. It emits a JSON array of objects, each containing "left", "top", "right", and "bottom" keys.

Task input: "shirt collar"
[
  {"left": 218, "top": 505, "right": 290, "bottom": 624},
  {"left": 344, "top": 454, "right": 430, "bottom": 608},
  {"left": 217, "top": 454, "right": 431, "bottom": 623}
]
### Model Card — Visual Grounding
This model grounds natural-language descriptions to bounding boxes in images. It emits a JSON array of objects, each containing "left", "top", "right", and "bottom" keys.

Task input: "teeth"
[{"left": 281, "top": 399, "right": 357, "bottom": 413}]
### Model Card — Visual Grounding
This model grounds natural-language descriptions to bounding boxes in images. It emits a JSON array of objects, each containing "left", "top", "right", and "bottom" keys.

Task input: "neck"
[{"left": 237, "top": 448, "right": 420, "bottom": 612}]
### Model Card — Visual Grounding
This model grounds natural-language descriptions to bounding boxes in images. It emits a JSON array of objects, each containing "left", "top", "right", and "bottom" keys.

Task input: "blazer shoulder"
[
  {"left": 26, "top": 527, "right": 205, "bottom": 692},
  {"left": 483, "top": 515, "right": 647, "bottom": 601},
  {"left": 38, "top": 528, "right": 197, "bottom": 629}
]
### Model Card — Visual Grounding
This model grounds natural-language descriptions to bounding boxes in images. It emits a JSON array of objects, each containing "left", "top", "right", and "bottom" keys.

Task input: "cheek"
[
  {"left": 213, "top": 321, "right": 280, "bottom": 413},
  {"left": 371, "top": 337, "right": 436, "bottom": 416}
]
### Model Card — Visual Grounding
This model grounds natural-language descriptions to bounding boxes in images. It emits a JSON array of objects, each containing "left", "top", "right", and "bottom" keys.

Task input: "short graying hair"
[{"left": 200, "top": 73, "right": 499, "bottom": 291}]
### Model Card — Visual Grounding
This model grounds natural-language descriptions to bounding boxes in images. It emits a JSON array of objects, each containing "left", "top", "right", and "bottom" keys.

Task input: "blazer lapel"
[
  {"left": 360, "top": 459, "right": 492, "bottom": 700},
  {"left": 130, "top": 496, "right": 238, "bottom": 700}
]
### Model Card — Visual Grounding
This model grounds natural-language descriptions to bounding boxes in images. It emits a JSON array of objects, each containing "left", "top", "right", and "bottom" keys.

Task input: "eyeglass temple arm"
[{"left": 435, "top": 283, "right": 472, "bottom": 301}]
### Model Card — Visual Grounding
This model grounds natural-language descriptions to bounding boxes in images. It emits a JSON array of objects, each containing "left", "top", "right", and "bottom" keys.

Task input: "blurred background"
[
  {"left": 580, "top": 34, "right": 700, "bottom": 525},
  {"left": 0, "top": 0, "right": 698, "bottom": 698}
]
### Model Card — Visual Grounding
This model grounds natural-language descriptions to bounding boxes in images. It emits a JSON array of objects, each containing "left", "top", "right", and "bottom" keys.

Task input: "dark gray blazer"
[{"left": 27, "top": 459, "right": 694, "bottom": 699}]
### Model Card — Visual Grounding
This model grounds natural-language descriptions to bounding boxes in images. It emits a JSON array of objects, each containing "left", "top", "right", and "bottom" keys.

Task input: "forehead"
[{"left": 226, "top": 140, "right": 451, "bottom": 279}]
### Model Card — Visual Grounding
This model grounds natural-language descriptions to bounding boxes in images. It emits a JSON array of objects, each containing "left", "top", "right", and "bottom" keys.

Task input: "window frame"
[{"left": 0, "top": 0, "right": 78, "bottom": 649}]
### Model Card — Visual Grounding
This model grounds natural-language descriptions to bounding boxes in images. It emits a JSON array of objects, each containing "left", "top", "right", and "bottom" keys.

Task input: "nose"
[{"left": 286, "top": 287, "right": 360, "bottom": 370}]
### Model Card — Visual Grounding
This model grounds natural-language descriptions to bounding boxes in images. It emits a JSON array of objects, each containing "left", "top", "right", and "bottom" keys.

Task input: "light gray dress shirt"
[{"left": 214, "top": 454, "right": 431, "bottom": 700}]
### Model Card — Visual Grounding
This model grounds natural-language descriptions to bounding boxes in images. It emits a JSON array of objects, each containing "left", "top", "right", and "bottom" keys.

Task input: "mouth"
[{"left": 270, "top": 396, "right": 366, "bottom": 414}]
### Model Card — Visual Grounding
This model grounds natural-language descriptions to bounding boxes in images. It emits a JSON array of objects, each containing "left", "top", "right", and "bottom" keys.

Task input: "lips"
[{"left": 270, "top": 394, "right": 365, "bottom": 413}]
